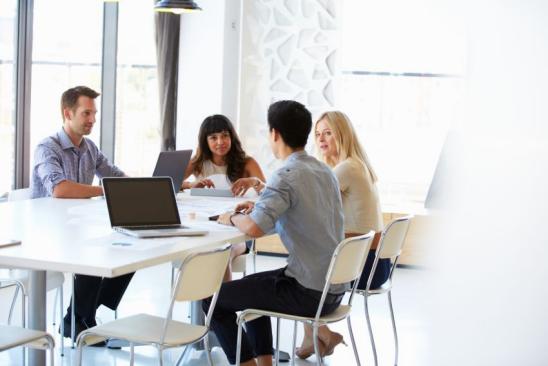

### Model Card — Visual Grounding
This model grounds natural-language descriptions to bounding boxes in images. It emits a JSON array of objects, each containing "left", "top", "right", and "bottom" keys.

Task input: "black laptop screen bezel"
[{"left": 102, "top": 177, "right": 181, "bottom": 227}]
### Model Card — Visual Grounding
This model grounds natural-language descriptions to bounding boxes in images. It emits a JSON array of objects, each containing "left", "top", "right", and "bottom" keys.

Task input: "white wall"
[
  {"left": 176, "top": 0, "right": 241, "bottom": 151},
  {"left": 238, "top": 0, "right": 339, "bottom": 174}
]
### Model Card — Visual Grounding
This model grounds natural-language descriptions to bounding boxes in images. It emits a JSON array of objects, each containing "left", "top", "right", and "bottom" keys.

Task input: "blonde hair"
[{"left": 314, "top": 111, "right": 378, "bottom": 183}]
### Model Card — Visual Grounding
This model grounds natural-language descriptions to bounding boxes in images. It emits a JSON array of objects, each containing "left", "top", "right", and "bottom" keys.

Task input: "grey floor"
[{"left": 0, "top": 255, "right": 428, "bottom": 366}]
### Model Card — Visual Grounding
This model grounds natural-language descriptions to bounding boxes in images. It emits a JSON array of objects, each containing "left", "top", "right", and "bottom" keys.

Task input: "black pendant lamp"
[{"left": 154, "top": 0, "right": 202, "bottom": 14}]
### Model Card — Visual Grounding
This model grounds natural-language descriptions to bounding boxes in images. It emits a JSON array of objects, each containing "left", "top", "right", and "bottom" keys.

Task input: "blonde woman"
[{"left": 296, "top": 111, "right": 390, "bottom": 359}]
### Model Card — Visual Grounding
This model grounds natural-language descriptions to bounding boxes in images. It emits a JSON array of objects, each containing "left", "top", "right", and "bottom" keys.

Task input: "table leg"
[{"left": 29, "top": 270, "right": 47, "bottom": 366}]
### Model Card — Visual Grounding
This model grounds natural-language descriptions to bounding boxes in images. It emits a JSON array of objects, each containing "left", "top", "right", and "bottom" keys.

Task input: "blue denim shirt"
[
  {"left": 31, "top": 128, "right": 125, "bottom": 198},
  {"left": 250, "top": 151, "right": 346, "bottom": 293}
]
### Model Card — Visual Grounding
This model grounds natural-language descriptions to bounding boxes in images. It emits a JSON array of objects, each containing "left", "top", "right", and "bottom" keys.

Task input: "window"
[
  {"left": 115, "top": 0, "right": 161, "bottom": 177},
  {"left": 0, "top": 1, "right": 17, "bottom": 196},
  {"left": 30, "top": 0, "right": 103, "bottom": 163},
  {"left": 337, "top": 0, "right": 466, "bottom": 206}
]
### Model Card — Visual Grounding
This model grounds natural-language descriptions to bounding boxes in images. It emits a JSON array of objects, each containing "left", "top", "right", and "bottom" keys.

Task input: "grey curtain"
[{"left": 154, "top": 8, "right": 180, "bottom": 152}]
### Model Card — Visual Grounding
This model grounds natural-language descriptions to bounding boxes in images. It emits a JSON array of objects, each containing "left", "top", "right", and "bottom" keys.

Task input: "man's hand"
[
  {"left": 217, "top": 211, "right": 234, "bottom": 226},
  {"left": 234, "top": 201, "right": 255, "bottom": 214},
  {"left": 52, "top": 180, "right": 104, "bottom": 198}
]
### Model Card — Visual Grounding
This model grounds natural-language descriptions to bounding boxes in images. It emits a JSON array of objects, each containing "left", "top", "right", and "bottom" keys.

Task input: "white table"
[{"left": 0, "top": 195, "right": 247, "bottom": 365}]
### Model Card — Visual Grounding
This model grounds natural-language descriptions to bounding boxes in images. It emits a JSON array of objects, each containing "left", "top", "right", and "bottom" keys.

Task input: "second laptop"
[{"left": 102, "top": 177, "right": 207, "bottom": 238}]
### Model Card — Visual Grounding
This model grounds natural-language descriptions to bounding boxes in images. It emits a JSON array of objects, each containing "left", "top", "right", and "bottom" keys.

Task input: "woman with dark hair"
[
  {"left": 182, "top": 115, "right": 266, "bottom": 281},
  {"left": 182, "top": 114, "right": 266, "bottom": 196}
]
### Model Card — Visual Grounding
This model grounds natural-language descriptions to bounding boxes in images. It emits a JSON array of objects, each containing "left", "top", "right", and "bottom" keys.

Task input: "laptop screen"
[
  {"left": 103, "top": 177, "right": 181, "bottom": 227},
  {"left": 152, "top": 150, "right": 192, "bottom": 193}
]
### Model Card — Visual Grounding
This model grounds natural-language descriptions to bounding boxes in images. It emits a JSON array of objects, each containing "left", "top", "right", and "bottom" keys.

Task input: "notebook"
[
  {"left": 190, "top": 188, "right": 234, "bottom": 197},
  {"left": 152, "top": 150, "right": 192, "bottom": 193},
  {"left": 189, "top": 173, "right": 234, "bottom": 197},
  {"left": 102, "top": 177, "right": 207, "bottom": 238}
]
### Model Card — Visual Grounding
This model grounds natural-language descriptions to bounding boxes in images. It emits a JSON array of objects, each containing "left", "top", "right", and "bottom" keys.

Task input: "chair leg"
[
  {"left": 290, "top": 320, "right": 297, "bottom": 366},
  {"left": 251, "top": 239, "right": 257, "bottom": 274},
  {"left": 130, "top": 342, "right": 135, "bottom": 366},
  {"left": 53, "top": 287, "right": 59, "bottom": 326},
  {"left": 347, "top": 316, "right": 362, "bottom": 366},
  {"left": 46, "top": 334, "right": 55, "bottom": 366},
  {"left": 71, "top": 275, "right": 76, "bottom": 348},
  {"left": 364, "top": 295, "right": 378, "bottom": 366},
  {"left": 204, "top": 333, "right": 214, "bottom": 366},
  {"left": 22, "top": 294, "right": 26, "bottom": 366},
  {"left": 388, "top": 292, "right": 399, "bottom": 366},
  {"left": 170, "top": 266, "right": 175, "bottom": 295},
  {"left": 76, "top": 335, "right": 84, "bottom": 366},
  {"left": 275, "top": 318, "right": 280, "bottom": 366},
  {"left": 7, "top": 284, "right": 20, "bottom": 325},
  {"left": 115, "top": 308, "right": 118, "bottom": 320},
  {"left": 236, "top": 318, "right": 244, "bottom": 366},
  {"left": 175, "top": 345, "right": 190, "bottom": 366},
  {"left": 312, "top": 325, "right": 323, "bottom": 366},
  {"left": 22, "top": 293, "right": 26, "bottom": 327},
  {"left": 60, "top": 285, "right": 65, "bottom": 356},
  {"left": 157, "top": 345, "right": 163, "bottom": 366}
]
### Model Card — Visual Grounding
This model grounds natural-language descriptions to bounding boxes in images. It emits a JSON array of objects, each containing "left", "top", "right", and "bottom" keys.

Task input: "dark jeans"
[
  {"left": 202, "top": 268, "right": 343, "bottom": 364},
  {"left": 66, "top": 273, "right": 134, "bottom": 322},
  {"left": 357, "top": 250, "right": 391, "bottom": 290}
]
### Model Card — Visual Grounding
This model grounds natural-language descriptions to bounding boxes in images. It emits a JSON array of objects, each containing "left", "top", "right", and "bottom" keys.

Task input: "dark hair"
[
  {"left": 267, "top": 100, "right": 312, "bottom": 148},
  {"left": 191, "top": 114, "right": 247, "bottom": 183},
  {"left": 60, "top": 86, "right": 100, "bottom": 120}
]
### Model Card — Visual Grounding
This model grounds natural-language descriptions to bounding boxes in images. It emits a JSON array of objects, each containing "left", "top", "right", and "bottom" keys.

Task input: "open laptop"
[
  {"left": 152, "top": 149, "right": 192, "bottom": 193},
  {"left": 102, "top": 177, "right": 207, "bottom": 238}
]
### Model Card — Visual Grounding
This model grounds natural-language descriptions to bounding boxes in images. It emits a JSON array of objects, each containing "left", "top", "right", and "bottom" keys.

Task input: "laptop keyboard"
[{"left": 118, "top": 225, "right": 188, "bottom": 231}]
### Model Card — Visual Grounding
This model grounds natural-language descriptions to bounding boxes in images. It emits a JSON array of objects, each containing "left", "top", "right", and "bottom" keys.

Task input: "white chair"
[
  {"left": 235, "top": 231, "right": 376, "bottom": 366},
  {"left": 76, "top": 243, "right": 232, "bottom": 366},
  {"left": 7, "top": 188, "right": 32, "bottom": 201},
  {"left": 2, "top": 188, "right": 66, "bottom": 356},
  {"left": 170, "top": 239, "right": 255, "bottom": 290},
  {"left": 6, "top": 189, "right": 104, "bottom": 352},
  {"left": 358, "top": 215, "right": 413, "bottom": 366},
  {"left": 0, "top": 325, "right": 55, "bottom": 365}
]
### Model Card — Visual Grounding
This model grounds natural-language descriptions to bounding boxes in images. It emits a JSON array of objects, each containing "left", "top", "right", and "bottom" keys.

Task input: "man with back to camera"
[
  {"left": 31, "top": 85, "right": 133, "bottom": 345},
  {"left": 203, "top": 100, "right": 345, "bottom": 366}
]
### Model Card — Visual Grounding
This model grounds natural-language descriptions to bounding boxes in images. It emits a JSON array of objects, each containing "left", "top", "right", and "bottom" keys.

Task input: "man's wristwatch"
[{"left": 229, "top": 212, "right": 242, "bottom": 226}]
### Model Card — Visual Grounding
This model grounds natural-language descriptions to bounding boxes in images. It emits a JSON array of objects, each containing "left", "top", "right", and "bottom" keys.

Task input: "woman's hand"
[
  {"left": 231, "top": 177, "right": 261, "bottom": 196},
  {"left": 191, "top": 178, "right": 215, "bottom": 189}
]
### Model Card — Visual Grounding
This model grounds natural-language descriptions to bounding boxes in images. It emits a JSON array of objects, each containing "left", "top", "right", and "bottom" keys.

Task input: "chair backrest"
[
  {"left": 8, "top": 188, "right": 31, "bottom": 202},
  {"left": 172, "top": 243, "right": 231, "bottom": 302},
  {"left": 377, "top": 215, "right": 413, "bottom": 260},
  {"left": 313, "top": 231, "right": 375, "bottom": 319},
  {"left": 327, "top": 231, "right": 375, "bottom": 285}
]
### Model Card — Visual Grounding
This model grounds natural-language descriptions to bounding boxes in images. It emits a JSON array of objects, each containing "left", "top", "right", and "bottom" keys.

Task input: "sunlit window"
[
  {"left": 336, "top": 0, "right": 466, "bottom": 206},
  {"left": 0, "top": 1, "right": 17, "bottom": 196},
  {"left": 115, "top": 0, "right": 161, "bottom": 177},
  {"left": 30, "top": 0, "right": 103, "bottom": 165}
]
